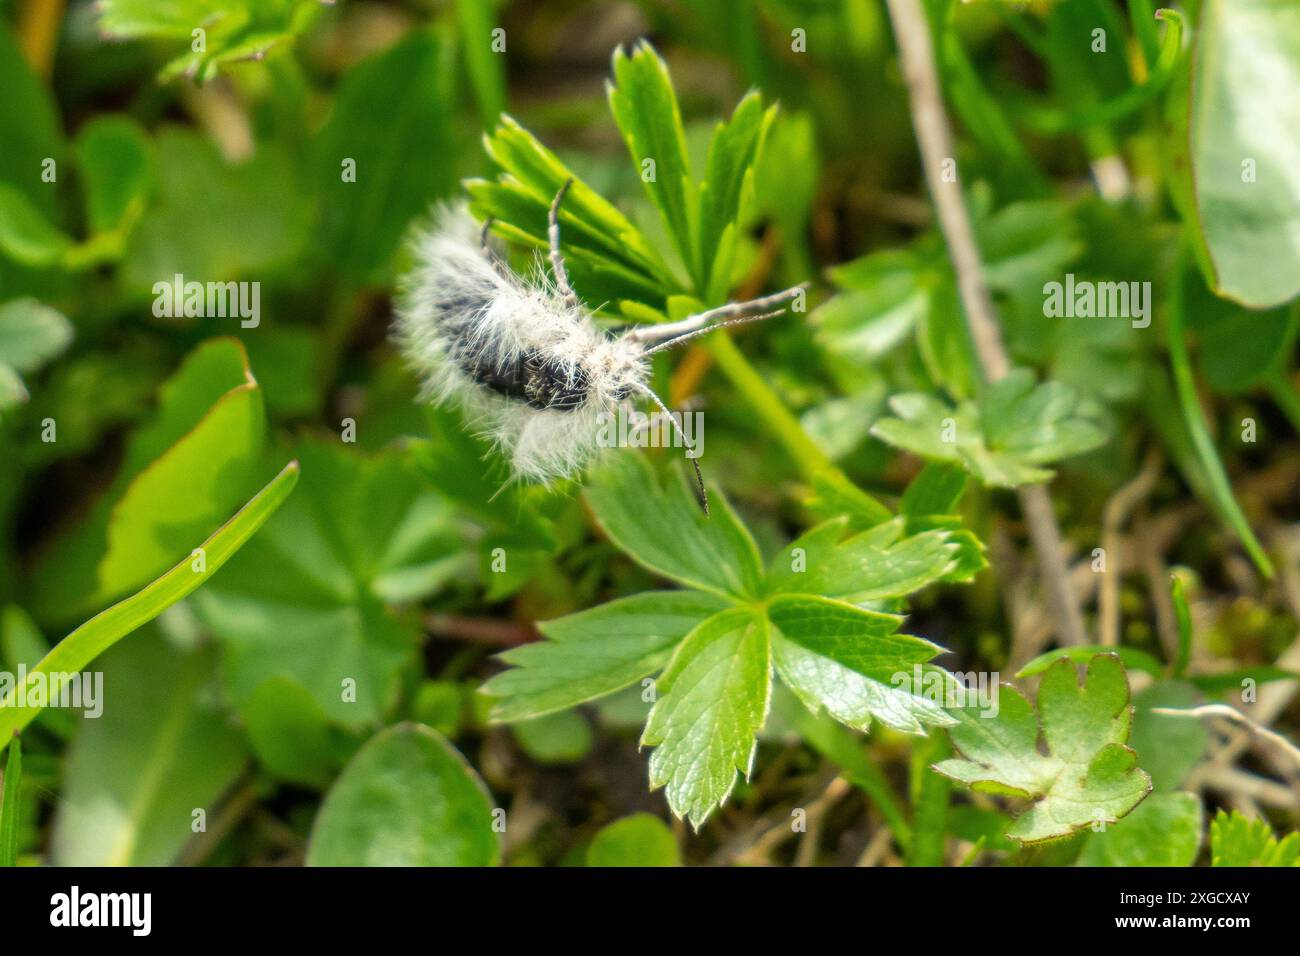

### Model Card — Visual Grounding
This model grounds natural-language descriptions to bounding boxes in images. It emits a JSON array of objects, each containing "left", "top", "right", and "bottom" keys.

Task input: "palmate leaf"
[
  {"left": 934, "top": 654, "right": 1152, "bottom": 844},
  {"left": 871, "top": 368, "right": 1109, "bottom": 487},
  {"left": 97, "top": 0, "right": 328, "bottom": 83},
  {"left": 486, "top": 453, "right": 978, "bottom": 826}
]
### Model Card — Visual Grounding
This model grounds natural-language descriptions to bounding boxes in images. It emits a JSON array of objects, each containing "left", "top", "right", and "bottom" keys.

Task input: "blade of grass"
[
  {"left": 454, "top": 0, "right": 506, "bottom": 128},
  {"left": 1265, "top": 369, "right": 1300, "bottom": 436},
  {"left": 0, "top": 736, "right": 21, "bottom": 866},
  {"left": 1167, "top": 256, "right": 1274, "bottom": 578},
  {"left": 1170, "top": 573, "right": 1193, "bottom": 678},
  {"left": 0, "top": 462, "right": 300, "bottom": 741}
]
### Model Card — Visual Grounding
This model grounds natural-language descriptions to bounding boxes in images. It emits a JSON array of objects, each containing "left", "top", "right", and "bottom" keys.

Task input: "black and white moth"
[{"left": 396, "top": 180, "right": 804, "bottom": 513}]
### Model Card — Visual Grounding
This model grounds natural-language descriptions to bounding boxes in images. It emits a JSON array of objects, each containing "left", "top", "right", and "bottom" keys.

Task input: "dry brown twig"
[{"left": 884, "top": 0, "right": 1087, "bottom": 649}]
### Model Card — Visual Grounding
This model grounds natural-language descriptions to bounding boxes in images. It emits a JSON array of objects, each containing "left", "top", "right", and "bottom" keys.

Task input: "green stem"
[
  {"left": 706, "top": 333, "right": 831, "bottom": 481},
  {"left": 1166, "top": 278, "right": 1274, "bottom": 579}
]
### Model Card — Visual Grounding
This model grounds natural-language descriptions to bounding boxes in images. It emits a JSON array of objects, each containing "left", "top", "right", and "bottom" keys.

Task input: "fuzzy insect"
[{"left": 396, "top": 179, "right": 805, "bottom": 514}]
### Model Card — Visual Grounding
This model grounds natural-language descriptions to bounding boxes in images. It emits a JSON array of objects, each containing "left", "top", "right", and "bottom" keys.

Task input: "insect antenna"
[
  {"left": 640, "top": 308, "right": 788, "bottom": 356},
  {"left": 634, "top": 383, "right": 709, "bottom": 516}
]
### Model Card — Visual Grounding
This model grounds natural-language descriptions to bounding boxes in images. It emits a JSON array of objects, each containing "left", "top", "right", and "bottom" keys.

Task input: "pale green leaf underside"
[{"left": 935, "top": 654, "right": 1151, "bottom": 843}]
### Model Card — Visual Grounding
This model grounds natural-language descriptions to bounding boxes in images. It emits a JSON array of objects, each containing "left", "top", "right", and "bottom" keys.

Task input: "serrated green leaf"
[
  {"left": 871, "top": 369, "right": 1109, "bottom": 487},
  {"left": 586, "top": 453, "right": 764, "bottom": 601},
  {"left": 1210, "top": 809, "right": 1300, "bottom": 866},
  {"left": 307, "top": 723, "right": 499, "bottom": 866},
  {"left": 98, "top": 0, "right": 325, "bottom": 83},
  {"left": 935, "top": 654, "right": 1152, "bottom": 843},
  {"left": 767, "top": 516, "right": 982, "bottom": 602},
  {"left": 607, "top": 41, "right": 700, "bottom": 284},
  {"left": 643, "top": 608, "right": 770, "bottom": 827},
  {"left": 485, "top": 590, "right": 729, "bottom": 723},
  {"left": 768, "top": 594, "right": 955, "bottom": 734},
  {"left": 698, "top": 93, "right": 773, "bottom": 291}
]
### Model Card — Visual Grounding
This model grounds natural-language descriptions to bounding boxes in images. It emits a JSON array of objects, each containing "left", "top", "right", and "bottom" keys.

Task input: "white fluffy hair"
[{"left": 396, "top": 204, "right": 647, "bottom": 483}]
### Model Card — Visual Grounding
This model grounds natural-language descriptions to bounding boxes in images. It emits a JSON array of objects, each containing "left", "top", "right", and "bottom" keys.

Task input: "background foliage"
[{"left": 0, "top": 0, "right": 1297, "bottom": 867}]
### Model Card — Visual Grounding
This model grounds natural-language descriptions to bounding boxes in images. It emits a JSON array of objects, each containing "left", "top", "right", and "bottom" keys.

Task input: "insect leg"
[
  {"left": 625, "top": 282, "right": 808, "bottom": 344},
  {"left": 480, "top": 218, "right": 514, "bottom": 281},
  {"left": 549, "top": 179, "right": 580, "bottom": 310}
]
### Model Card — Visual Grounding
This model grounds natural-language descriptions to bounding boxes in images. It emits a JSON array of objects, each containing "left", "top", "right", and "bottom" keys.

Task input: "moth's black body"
[{"left": 439, "top": 292, "right": 589, "bottom": 412}]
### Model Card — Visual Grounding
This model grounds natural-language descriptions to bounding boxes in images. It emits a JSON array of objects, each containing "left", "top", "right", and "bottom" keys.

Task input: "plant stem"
[
  {"left": 884, "top": 0, "right": 1088, "bottom": 647},
  {"left": 706, "top": 333, "right": 831, "bottom": 479}
]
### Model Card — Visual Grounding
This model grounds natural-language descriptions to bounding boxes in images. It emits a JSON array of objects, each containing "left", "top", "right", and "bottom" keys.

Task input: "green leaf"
[
  {"left": 1187, "top": 0, "right": 1300, "bottom": 307},
  {"left": 123, "top": 130, "right": 309, "bottom": 288},
  {"left": 97, "top": 0, "right": 326, "bottom": 83},
  {"left": 484, "top": 590, "right": 729, "bottom": 723},
  {"left": 0, "top": 736, "right": 21, "bottom": 867},
  {"left": 1130, "top": 682, "right": 1207, "bottom": 792},
  {"left": 900, "top": 463, "right": 968, "bottom": 521},
  {"left": 306, "top": 723, "right": 499, "bottom": 866},
  {"left": 0, "top": 22, "right": 63, "bottom": 219},
  {"left": 769, "top": 594, "right": 955, "bottom": 734},
  {"left": 0, "top": 462, "right": 299, "bottom": 742},
  {"left": 511, "top": 710, "right": 593, "bottom": 765},
  {"left": 0, "top": 297, "right": 73, "bottom": 373},
  {"left": 241, "top": 677, "right": 338, "bottom": 788},
  {"left": 73, "top": 116, "right": 155, "bottom": 237},
  {"left": 195, "top": 441, "right": 460, "bottom": 725},
  {"left": 0, "top": 182, "right": 74, "bottom": 268},
  {"left": 453, "top": 0, "right": 507, "bottom": 127},
  {"left": 30, "top": 338, "right": 268, "bottom": 619},
  {"left": 642, "top": 608, "right": 771, "bottom": 827},
  {"left": 608, "top": 41, "right": 700, "bottom": 284},
  {"left": 698, "top": 92, "right": 774, "bottom": 294},
  {"left": 1210, "top": 809, "right": 1300, "bottom": 867},
  {"left": 871, "top": 369, "right": 1109, "bottom": 487},
  {"left": 50, "top": 631, "right": 247, "bottom": 866},
  {"left": 767, "top": 517, "right": 983, "bottom": 603},
  {"left": 586, "top": 454, "right": 764, "bottom": 601},
  {"left": 1170, "top": 574, "right": 1193, "bottom": 678},
  {"left": 587, "top": 813, "right": 680, "bottom": 867},
  {"left": 934, "top": 654, "right": 1152, "bottom": 844},
  {"left": 311, "top": 29, "right": 456, "bottom": 286},
  {"left": 1016, "top": 645, "right": 1165, "bottom": 680},
  {"left": 1077, "top": 792, "right": 1203, "bottom": 867},
  {"left": 471, "top": 116, "right": 669, "bottom": 298}
]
